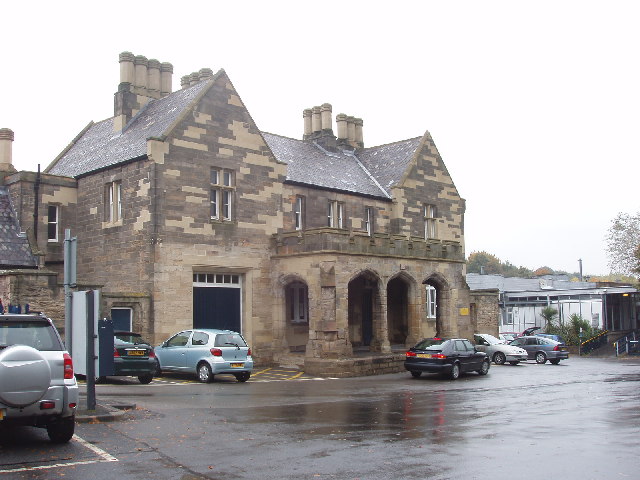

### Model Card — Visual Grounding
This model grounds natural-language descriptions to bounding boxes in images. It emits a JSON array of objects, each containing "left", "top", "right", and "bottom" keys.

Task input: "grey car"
[
  {"left": 509, "top": 335, "right": 569, "bottom": 364},
  {"left": 0, "top": 314, "right": 79, "bottom": 443},
  {"left": 473, "top": 333, "right": 528, "bottom": 365},
  {"left": 155, "top": 329, "right": 253, "bottom": 383}
]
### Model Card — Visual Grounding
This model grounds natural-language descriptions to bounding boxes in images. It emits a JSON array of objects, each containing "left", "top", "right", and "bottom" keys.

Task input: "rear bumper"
[
  {"left": 404, "top": 360, "right": 451, "bottom": 374},
  {"left": 209, "top": 358, "right": 254, "bottom": 374},
  {"left": 113, "top": 357, "right": 156, "bottom": 376},
  {"left": 0, "top": 384, "right": 78, "bottom": 426}
]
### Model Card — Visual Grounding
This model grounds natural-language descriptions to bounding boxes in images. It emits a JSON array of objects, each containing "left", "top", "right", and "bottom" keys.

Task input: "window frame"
[
  {"left": 364, "top": 206, "right": 374, "bottom": 236},
  {"left": 106, "top": 181, "right": 122, "bottom": 223},
  {"left": 211, "top": 168, "right": 235, "bottom": 222},
  {"left": 328, "top": 200, "right": 345, "bottom": 228},
  {"left": 286, "top": 281, "right": 309, "bottom": 325},
  {"left": 424, "top": 203, "right": 437, "bottom": 240},
  {"left": 294, "top": 196, "right": 305, "bottom": 230},
  {"left": 426, "top": 285, "right": 437, "bottom": 319},
  {"left": 47, "top": 204, "right": 59, "bottom": 242}
]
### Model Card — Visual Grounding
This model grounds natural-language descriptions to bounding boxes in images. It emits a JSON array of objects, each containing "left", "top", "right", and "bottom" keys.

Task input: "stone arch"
[
  {"left": 386, "top": 271, "right": 418, "bottom": 348},
  {"left": 277, "top": 273, "right": 310, "bottom": 354},
  {"left": 423, "top": 272, "right": 451, "bottom": 338},
  {"left": 347, "top": 269, "right": 387, "bottom": 352}
]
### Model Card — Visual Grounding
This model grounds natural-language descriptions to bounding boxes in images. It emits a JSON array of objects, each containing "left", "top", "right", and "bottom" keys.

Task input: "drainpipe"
[{"left": 33, "top": 164, "right": 41, "bottom": 241}]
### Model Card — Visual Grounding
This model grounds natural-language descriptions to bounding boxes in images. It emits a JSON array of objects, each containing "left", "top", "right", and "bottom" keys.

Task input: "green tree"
[
  {"left": 467, "top": 251, "right": 502, "bottom": 274},
  {"left": 605, "top": 211, "right": 640, "bottom": 277}
]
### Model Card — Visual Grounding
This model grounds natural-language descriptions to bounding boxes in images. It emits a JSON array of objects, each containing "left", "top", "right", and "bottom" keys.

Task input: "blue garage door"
[{"left": 193, "top": 287, "right": 241, "bottom": 332}]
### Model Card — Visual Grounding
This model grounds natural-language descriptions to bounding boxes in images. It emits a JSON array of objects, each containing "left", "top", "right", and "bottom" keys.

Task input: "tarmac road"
[{"left": 1, "top": 357, "right": 639, "bottom": 479}]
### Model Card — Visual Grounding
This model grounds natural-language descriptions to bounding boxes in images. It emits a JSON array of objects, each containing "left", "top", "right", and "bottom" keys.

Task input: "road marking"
[{"left": 0, "top": 434, "right": 117, "bottom": 474}]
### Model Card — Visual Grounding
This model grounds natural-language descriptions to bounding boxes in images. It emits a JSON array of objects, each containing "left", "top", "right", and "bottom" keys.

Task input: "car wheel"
[
  {"left": 449, "top": 363, "right": 460, "bottom": 380},
  {"left": 508, "top": 361, "right": 520, "bottom": 366},
  {"left": 549, "top": 359, "right": 561, "bottom": 365},
  {"left": 535, "top": 352, "right": 547, "bottom": 364},
  {"left": 410, "top": 371, "right": 422, "bottom": 378},
  {"left": 47, "top": 416, "right": 75, "bottom": 443},
  {"left": 197, "top": 363, "right": 214, "bottom": 383},
  {"left": 235, "top": 372, "right": 251, "bottom": 382},
  {"left": 493, "top": 352, "right": 506, "bottom": 365},
  {"left": 138, "top": 374, "right": 153, "bottom": 384},
  {"left": 477, "top": 359, "right": 490, "bottom": 376}
]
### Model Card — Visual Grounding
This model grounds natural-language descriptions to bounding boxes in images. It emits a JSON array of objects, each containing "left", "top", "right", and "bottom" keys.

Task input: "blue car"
[{"left": 155, "top": 329, "right": 253, "bottom": 383}]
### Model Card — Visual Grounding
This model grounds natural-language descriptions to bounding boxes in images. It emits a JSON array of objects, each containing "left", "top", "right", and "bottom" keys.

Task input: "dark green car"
[{"left": 110, "top": 331, "right": 156, "bottom": 384}]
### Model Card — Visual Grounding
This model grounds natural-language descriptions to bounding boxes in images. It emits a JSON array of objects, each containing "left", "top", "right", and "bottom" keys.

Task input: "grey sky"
[{"left": 2, "top": 0, "right": 638, "bottom": 275}]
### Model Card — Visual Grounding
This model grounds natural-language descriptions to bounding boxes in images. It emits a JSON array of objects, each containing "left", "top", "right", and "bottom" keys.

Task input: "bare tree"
[{"left": 605, "top": 212, "right": 640, "bottom": 276}]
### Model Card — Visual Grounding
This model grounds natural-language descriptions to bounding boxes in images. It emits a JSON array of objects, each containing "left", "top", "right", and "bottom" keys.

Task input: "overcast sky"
[{"left": 1, "top": 1, "right": 638, "bottom": 275}]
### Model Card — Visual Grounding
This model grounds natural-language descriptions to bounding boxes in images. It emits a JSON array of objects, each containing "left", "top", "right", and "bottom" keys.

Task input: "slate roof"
[
  {"left": 0, "top": 187, "right": 37, "bottom": 268},
  {"left": 45, "top": 74, "right": 422, "bottom": 199},
  {"left": 46, "top": 81, "right": 211, "bottom": 177}
]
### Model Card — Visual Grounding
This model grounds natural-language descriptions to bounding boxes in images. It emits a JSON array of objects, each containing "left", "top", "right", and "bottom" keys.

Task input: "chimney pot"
[
  {"left": 354, "top": 118, "right": 364, "bottom": 147},
  {"left": 119, "top": 51, "right": 135, "bottom": 85},
  {"left": 160, "top": 62, "right": 173, "bottom": 96},
  {"left": 189, "top": 72, "right": 200, "bottom": 86},
  {"left": 0, "top": 128, "right": 15, "bottom": 173},
  {"left": 347, "top": 116, "right": 356, "bottom": 144},
  {"left": 320, "top": 103, "right": 333, "bottom": 132},
  {"left": 336, "top": 113, "right": 348, "bottom": 141},
  {"left": 199, "top": 68, "right": 214, "bottom": 81},
  {"left": 311, "top": 106, "right": 322, "bottom": 133},
  {"left": 303, "top": 109, "right": 312, "bottom": 138},
  {"left": 134, "top": 55, "right": 149, "bottom": 89},
  {"left": 147, "top": 59, "right": 161, "bottom": 94},
  {"left": 180, "top": 75, "right": 190, "bottom": 89}
]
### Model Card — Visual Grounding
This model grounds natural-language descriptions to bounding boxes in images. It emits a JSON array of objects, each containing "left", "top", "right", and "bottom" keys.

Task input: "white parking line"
[{"left": 0, "top": 434, "right": 117, "bottom": 474}]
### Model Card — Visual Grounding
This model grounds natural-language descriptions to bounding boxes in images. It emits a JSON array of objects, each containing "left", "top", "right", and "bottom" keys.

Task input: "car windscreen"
[
  {"left": 214, "top": 333, "right": 247, "bottom": 348},
  {"left": 413, "top": 338, "right": 448, "bottom": 351},
  {"left": 482, "top": 334, "right": 502, "bottom": 345},
  {"left": 0, "top": 321, "right": 63, "bottom": 351},
  {"left": 115, "top": 332, "right": 148, "bottom": 345}
]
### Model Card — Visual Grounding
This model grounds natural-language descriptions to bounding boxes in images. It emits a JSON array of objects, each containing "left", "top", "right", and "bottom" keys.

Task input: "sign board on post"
[{"left": 71, "top": 290, "right": 100, "bottom": 376}]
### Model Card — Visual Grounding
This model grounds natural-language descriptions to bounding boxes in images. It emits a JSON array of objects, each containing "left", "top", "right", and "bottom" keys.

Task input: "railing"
[
  {"left": 615, "top": 331, "right": 640, "bottom": 356},
  {"left": 580, "top": 330, "right": 609, "bottom": 355}
]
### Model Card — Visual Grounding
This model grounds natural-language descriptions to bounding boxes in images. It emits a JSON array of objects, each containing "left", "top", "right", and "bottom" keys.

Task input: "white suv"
[{"left": 0, "top": 314, "right": 78, "bottom": 443}]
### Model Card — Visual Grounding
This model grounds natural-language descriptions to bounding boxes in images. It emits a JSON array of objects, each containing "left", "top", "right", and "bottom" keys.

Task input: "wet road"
[{"left": 2, "top": 356, "right": 640, "bottom": 479}]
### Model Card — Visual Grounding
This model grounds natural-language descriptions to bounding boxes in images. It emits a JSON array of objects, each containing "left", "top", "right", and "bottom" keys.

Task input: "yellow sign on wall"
[{"left": 459, "top": 307, "right": 470, "bottom": 316}]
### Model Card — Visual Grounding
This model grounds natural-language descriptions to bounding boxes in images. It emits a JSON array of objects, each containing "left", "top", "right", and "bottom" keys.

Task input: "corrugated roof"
[
  {"left": 46, "top": 81, "right": 211, "bottom": 177},
  {"left": 0, "top": 187, "right": 37, "bottom": 268}
]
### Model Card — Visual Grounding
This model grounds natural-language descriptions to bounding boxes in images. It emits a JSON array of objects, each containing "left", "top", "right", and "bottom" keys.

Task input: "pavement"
[{"left": 75, "top": 395, "right": 137, "bottom": 423}]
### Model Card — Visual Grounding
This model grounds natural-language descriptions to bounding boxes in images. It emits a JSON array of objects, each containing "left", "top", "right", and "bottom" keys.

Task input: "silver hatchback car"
[
  {"left": 0, "top": 314, "right": 78, "bottom": 443},
  {"left": 155, "top": 329, "right": 253, "bottom": 383},
  {"left": 509, "top": 335, "right": 569, "bottom": 364}
]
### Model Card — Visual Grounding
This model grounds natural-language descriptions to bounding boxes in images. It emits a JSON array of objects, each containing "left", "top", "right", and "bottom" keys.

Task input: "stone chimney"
[
  {"left": 303, "top": 103, "right": 339, "bottom": 150},
  {"left": 114, "top": 51, "right": 174, "bottom": 131},
  {"left": 0, "top": 128, "right": 16, "bottom": 174},
  {"left": 336, "top": 113, "right": 363, "bottom": 149}
]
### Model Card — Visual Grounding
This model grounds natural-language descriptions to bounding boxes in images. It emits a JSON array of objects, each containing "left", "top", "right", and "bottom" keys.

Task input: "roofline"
[
  {"left": 75, "top": 154, "right": 148, "bottom": 179},
  {"left": 283, "top": 179, "right": 392, "bottom": 201},
  {"left": 44, "top": 121, "right": 96, "bottom": 174}
]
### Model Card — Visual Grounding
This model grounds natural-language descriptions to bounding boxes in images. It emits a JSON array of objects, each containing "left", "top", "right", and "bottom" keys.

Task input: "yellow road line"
[{"left": 251, "top": 367, "right": 273, "bottom": 376}]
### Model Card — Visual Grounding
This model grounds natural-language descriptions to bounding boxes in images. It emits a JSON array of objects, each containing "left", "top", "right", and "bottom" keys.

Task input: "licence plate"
[
  {"left": 416, "top": 354, "right": 432, "bottom": 358},
  {"left": 127, "top": 350, "right": 145, "bottom": 356},
  {"left": 230, "top": 363, "right": 244, "bottom": 368}
]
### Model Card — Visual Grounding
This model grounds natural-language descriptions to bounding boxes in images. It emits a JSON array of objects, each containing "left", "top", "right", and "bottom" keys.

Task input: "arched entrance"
[
  {"left": 283, "top": 280, "right": 309, "bottom": 352},
  {"left": 387, "top": 276, "right": 409, "bottom": 347},
  {"left": 348, "top": 271, "right": 384, "bottom": 351},
  {"left": 423, "top": 273, "right": 450, "bottom": 338}
]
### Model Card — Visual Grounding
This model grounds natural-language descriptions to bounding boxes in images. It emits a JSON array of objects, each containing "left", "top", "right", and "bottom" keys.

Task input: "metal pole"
[{"left": 86, "top": 291, "right": 96, "bottom": 411}]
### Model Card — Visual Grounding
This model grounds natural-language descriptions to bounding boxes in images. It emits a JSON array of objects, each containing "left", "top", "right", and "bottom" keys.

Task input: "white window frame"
[
  {"left": 107, "top": 181, "right": 122, "bottom": 223},
  {"left": 211, "top": 168, "right": 234, "bottom": 222},
  {"left": 364, "top": 206, "right": 373, "bottom": 236},
  {"left": 328, "top": 201, "right": 344, "bottom": 228},
  {"left": 47, "top": 205, "right": 59, "bottom": 242},
  {"left": 426, "top": 285, "right": 437, "bottom": 319},
  {"left": 424, "top": 204, "right": 437, "bottom": 240},
  {"left": 294, "top": 196, "right": 304, "bottom": 230}
]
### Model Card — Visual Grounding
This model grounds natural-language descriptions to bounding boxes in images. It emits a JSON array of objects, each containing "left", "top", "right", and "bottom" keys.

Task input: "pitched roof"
[
  {"left": 0, "top": 187, "right": 37, "bottom": 268},
  {"left": 46, "top": 81, "right": 211, "bottom": 177}
]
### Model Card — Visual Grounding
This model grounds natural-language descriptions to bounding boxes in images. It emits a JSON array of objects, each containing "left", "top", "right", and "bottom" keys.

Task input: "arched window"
[{"left": 426, "top": 285, "right": 437, "bottom": 319}]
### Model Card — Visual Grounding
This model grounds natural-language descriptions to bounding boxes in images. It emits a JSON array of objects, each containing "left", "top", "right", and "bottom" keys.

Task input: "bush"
[{"left": 546, "top": 314, "right": 601, "bottom": 346}]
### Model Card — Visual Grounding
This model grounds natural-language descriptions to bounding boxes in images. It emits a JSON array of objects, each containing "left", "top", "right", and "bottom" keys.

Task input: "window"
[
  {"left": 294, "top": 196, "right": 305, "bottom": 230},
  {"left": 286, "top": 282, "right": 308, "bottom": 324},
  {"left": 424, "top": 204, "right": 437, "bottom": 239},
  {"left": 502, "top": 307, "right": 514, "bottom": 325},
  {"left": 211, "top": 168, "right": 234, "bottom": 221},
  {"left": 191, "top": 331, "right": 209, "bottom": 346},
  {"left": 47, "top": 205, "right": 59, "bottom": 242},
  {"left": 426, "top": 285, "right": 437, "bottom": 318},
  {"left": 364, "top": 206, "right": 374, "bottom": 236},
  {"left": 106, "top": 182, "right": 122, "bottom": 222},
  {"left": 328, "top": 201, "right": 344, "bottom": 228}
]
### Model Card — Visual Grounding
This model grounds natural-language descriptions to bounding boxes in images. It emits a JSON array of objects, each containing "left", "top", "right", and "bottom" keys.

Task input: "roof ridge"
[{"left": 361, "top": 136, "right": 423, "bottom": 151}]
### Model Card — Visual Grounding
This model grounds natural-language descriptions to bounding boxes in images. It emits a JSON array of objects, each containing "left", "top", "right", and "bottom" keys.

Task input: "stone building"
[{"left": 1, "top": 52, "right": 471, "bottom": 376}]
